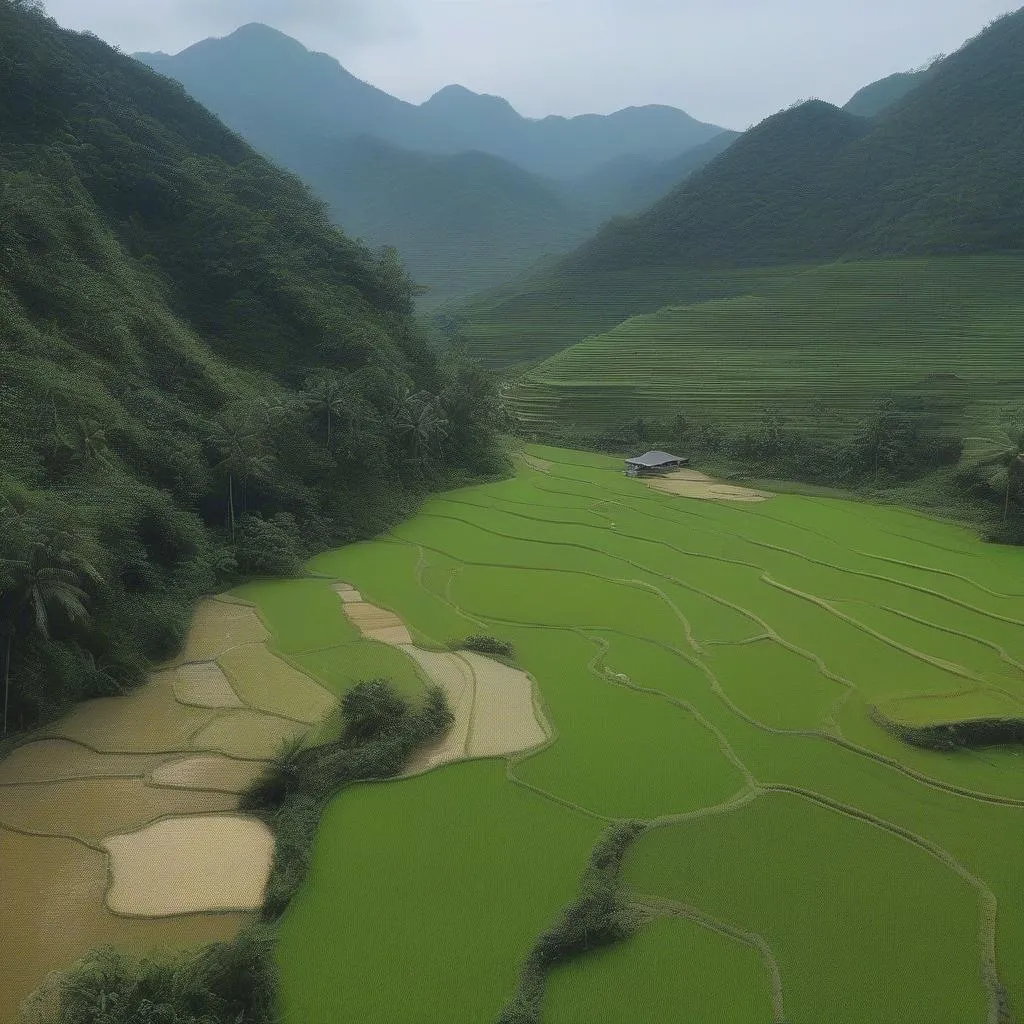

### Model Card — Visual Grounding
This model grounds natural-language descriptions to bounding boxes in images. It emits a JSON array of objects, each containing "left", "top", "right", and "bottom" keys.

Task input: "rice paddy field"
[
  {"left": 508, "top": 257, "right": 1024, "bottom": 437},
  {"left": 268, "top": 444, "right": 1024, "bottom": 1023}
]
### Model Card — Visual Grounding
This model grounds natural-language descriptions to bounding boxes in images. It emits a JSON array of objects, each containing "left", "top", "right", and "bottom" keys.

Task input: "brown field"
[
  {"left": 150, "top": 754, "right": 269, "bottom": 794},
  {"left": 0, "top": 826, "right": 246, "bottom": 1024},
  {"left": 461, "top": 652, "right": 549, "bottom": 758},
  {"left": 173, "top": 662, "right": 245, "bottom": 709},
  {"left": 218, "top": 644, "right": 337, "bottom": 723},
  {"left": 174, "top": 598, "right": 269, "bottom": 664},
  {"left": 0, "top": 778, "right": 236, "bottom": 844},
  {"left": 102, "top": 815, "right": 276, "bottom": 917},
  {"left": 0, "top": 740, "right": 161, "bottom": 786}
]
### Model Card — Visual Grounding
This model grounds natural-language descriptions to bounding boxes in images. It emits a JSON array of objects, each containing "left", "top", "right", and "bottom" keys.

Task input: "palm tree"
[
  {"left": 302, "top": 374, "right": 348, "bottom": 451},
  {"left": 961, "top": 418, "right": 1024, "bottom": 520},
  {"left": 0, "top": 527, "right": 100, "bottom": 738},
  {"left": 208, "top": 408, "right": 275, "bottom": 543},
  {"left": 396, "top": 389, "right": 450, "bottom": 469}
]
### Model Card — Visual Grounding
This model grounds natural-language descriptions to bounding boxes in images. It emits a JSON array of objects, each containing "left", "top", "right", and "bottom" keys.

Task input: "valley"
[{"left": 3, "top": 0, "right": 1024, "bottom": 1021}]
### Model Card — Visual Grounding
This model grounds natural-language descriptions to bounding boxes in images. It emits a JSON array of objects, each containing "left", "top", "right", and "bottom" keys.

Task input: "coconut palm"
[
  {"left": 396, "top": 389, "right": 450, "bottom": 468},
  {"left": 961, "top": 418, "right": 1024, "bottom": 520},
  {"left": 302, "top": 373, "right": 348, "bottom": 451},
  {"left": 0, "top": 527, "right": 100, "bottom": 738},
  {"left": 208, "top": 408, "right": 274, "bottom": 543}
]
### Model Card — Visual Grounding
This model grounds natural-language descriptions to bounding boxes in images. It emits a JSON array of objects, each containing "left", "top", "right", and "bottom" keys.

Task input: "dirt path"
[
  {"left": 0, "top": 595, "right": 339, "bottom": 1022},
  {"left": 644, "top": 469, "right": 773, "bottom": 502},
  {"left": 338, "top": 592, "right": 549, "bottom": 772}
]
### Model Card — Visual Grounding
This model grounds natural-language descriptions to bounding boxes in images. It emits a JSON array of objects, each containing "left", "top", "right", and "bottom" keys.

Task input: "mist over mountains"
[{"left": 134, "top": 24, "right": 730, "bottom": 302}]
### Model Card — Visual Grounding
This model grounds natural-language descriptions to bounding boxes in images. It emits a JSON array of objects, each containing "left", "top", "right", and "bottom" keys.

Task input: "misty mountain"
[
  {"left": 564, "top": 131, "right": 741, "bottom": 217},
  {"left": 282, "top": 134, "right": 600, "bottom": 303},
  {"left": 568, "top": 8, "right": 1024, "bottom": 274},
  {"left": 843, "top": 64, "right": 938, "bottom": 117},
  {"left": 135, "top": 23, "right": 724, "bottom": 179}
]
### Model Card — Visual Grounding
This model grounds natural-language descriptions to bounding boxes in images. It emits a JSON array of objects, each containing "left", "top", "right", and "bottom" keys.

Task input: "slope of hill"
[
  {"left": 233, "top": 133, "right": 600, "bottom": 306},
  {"left": 843, "top": 65, "right": 937, "bottom": 116},
  {"left": 454, "top": 8, "right": 1024, "bottom": 366},
  {"left": 509, "top": 257, "right": 1024, "bottom": 437},
  {"left": 135, "top": 25, "right": 724, "bottom": 179},
  {"left": 562, "top": 130, "right": 740, "bottom": 218},
  {"left": 0, "top": 1, "right": 500, "bottom": 736}
]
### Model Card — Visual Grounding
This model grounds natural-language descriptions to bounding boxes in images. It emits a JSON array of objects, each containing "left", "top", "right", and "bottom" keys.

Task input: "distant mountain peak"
[{"left": 423, "top": 84, "right": 520, "bottom": 115}]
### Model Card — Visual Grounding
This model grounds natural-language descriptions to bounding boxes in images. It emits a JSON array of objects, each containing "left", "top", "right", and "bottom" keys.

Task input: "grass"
[
  {"left": 260, "top": 445, "right": 1024, "bottom": 1021},
  {"left": 505, "top": 256, "right": 1024, "bottom": 437},
  {"left": 624, "top": 790, "right": 988, "bottom": 1024},
  {"left": 276, "top": 760, "right": 602, "bottom": 1024},
  {"left": 543, "top": 914, "right": 774, "bottom": 1024}
]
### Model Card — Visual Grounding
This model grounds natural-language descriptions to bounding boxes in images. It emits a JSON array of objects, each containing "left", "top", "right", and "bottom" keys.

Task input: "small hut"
[{"left": 624, "top": 451, "right": 689, "bottom": 478}]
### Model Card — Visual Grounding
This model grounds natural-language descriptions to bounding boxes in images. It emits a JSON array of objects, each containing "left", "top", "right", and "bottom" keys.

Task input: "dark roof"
[{"left": 625, "top": 450, "right": 687, "bottom": 467}]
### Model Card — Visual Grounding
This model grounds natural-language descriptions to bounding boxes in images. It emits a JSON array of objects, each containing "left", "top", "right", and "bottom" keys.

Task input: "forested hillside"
[
  {"left": 572, "top": 8, "right": 1024, "bottom": 273},
  {"left": 0, "top": 0, "right": 502, "bottom": 738},
  {"left": 234, "top": 133, "right": 600, "bottom": 306},
  {"left": 454, "top": 8, "right": 1024, "bottom": 365},
  {"left": 843, "top": 64, "right": 936, "bottom": 116}
]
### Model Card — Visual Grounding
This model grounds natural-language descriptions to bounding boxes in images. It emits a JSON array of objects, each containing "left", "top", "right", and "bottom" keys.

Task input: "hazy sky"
[{"left": 44, "top": 0, "right": 1014, "bottom": 128}]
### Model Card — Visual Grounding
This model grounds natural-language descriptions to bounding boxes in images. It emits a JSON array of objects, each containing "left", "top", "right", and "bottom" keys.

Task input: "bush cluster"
[
  {"left": 498, "top": 821, "right": 646, "bottom": 1024},
  {"left": 460, "top": 634, "right": 516, "bottom": 659}
]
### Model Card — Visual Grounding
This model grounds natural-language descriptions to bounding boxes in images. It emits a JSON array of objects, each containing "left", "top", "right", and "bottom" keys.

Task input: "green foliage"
[
  {"left": 241, "top": 681, "right": 453, "bottom": 916},
  {"left": 25, "top": 924, "right": 280, "bottom": 1024},
  {"left": 234, "top": 513, "right": 304, "bottom": 578},
  {"left": 461, "top": 634, "right": 516, "bottom": 659},
  {"left": 0, "top": 0, "right": 500, "bottom": 736},
  {"left": 498, "top": 821, "right": 646, "bottom": 1024}
]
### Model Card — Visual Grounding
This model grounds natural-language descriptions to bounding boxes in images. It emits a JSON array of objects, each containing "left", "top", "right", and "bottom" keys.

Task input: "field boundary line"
[
  {"left": 761, "top": 783, "right": 1005, "bottom": 1024},
  {"left": 636, "top": 895, "right": 786, "bottom": 1022}
]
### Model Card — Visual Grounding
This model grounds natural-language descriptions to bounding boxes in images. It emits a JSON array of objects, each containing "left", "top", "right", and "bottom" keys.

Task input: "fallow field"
[
  {"left": 508, "top": 257, "right": 1024, "bottom": 437},
  {"left": 229, "top": 445, "right": 1024, "bottom": 1023}
]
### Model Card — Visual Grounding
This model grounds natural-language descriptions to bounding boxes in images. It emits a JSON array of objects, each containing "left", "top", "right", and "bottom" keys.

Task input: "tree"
[
  {"left": 395, "top": 389, "right": 450, "bottom": 469},
  {"left": 302, "top": 373, "right": 347, "bottom": 452},
  {"left": 0, "top": 520, "right": 101, "bottom": 738},
  {"left": 961, "top": 414, "right": 1024, "bottom": 520},
  {"left": 208, "top": 407, "right": 274, "bottom": 543}
]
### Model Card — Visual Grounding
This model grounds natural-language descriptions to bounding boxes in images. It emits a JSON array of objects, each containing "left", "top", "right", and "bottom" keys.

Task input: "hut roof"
[{"left": 625, "top": 451, "right": 687, "bottom": 468}]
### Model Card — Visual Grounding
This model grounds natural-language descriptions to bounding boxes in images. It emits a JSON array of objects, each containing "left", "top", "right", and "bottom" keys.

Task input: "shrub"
[
  {"left": 461, "top": 634, "right": 515, "bottom": 659},
  {"left": 234, "top": 512, "right": 303, "bottom": 577}
]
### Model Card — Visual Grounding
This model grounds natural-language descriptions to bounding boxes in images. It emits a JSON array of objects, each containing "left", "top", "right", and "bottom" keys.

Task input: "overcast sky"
[{"left": 44, "top": 0, "right": 1014, "bottom": 129}]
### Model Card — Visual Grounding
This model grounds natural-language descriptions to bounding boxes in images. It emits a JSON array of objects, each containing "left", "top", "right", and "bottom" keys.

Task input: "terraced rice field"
[
  {"left": 509, "top": 257, "right": 1024, "bottom": 436},
  {"left": 275, "top": 445, "right": 1024, "bottom": 1023}
]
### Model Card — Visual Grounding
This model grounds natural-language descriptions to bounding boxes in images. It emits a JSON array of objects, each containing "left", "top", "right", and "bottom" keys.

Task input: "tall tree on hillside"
[
  {"left": 960, "top": 415, "right": 1024, "bottom": 520},
  {"left": 209, "top": 407, "right": 275, "bottom": 543},
  {"left": 396, "top": 389, "right": 450, "bottom": 470},
  {"left": 0, "top": 518, "right": 101, "bottom": 738},
  {"left": 302, "top": 373, "right": 348, "bottom": 452}
]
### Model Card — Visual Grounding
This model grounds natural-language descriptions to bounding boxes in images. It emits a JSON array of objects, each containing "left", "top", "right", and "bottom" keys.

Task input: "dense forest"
[
  {"left": 569, "top": 8, "right": 1024, "bottom": 273},
  {"left": 0, "top": 0, "right": 504, "bottom": 740}
]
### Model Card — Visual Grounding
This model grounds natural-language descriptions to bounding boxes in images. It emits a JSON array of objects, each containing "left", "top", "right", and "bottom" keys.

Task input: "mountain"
[
  {"left": 135, "top": 24, "right": 725, "bottom": 302},
  {"left": 135, "top": 25, "right": 725, "bottom": 179},
  {"left": 563, "top": 130, "right": 741, "bottom": 217},
  {"left": 843, "top": 64, "right": 938, "bottom": 117},
  {"left": 453, "top": 7, "right": 1024, "bottom": 365},
  {"left": 0, "top": 0, "right": 499, "bottom": 735},
  {"left": 282, "top": 134, "right": 599, "bottom": 303}
]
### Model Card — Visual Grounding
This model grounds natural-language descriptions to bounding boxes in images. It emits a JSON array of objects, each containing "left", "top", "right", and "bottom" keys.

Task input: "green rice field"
[
  {"left": 509, "top": 257, "right": 1024, "bottom": 436},
  {"left": 258, "top": 445, "right": 1024, "bottom": 1022}
]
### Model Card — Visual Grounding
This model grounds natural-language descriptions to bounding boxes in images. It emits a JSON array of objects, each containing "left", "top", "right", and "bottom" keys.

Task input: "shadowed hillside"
[{"left": 0, "top": 0, "right": 502, "bottom": 736}]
